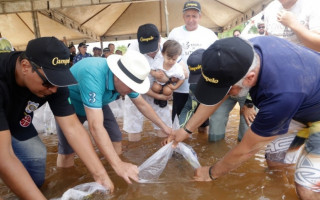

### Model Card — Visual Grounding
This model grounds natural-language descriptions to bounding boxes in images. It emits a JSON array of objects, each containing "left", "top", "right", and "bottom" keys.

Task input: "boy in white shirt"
[{"left": 151, "top": 40, "right": 185, "bottom": 107}]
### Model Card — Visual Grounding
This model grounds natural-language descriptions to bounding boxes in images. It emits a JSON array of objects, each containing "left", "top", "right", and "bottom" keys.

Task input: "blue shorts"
[{"left": 57, "top": 104, "right": 122, "bottom": 154}]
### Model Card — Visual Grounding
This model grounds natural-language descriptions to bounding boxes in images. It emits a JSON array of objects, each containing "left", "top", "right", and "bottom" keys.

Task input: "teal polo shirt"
[{"left": 68, "top": 57, "right": 139, "bottom": 116}]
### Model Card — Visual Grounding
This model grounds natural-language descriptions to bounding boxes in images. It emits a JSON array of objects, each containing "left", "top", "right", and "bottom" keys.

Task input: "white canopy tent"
[{"left": 0, "top": 0, "right": 272, "bottom": 50}]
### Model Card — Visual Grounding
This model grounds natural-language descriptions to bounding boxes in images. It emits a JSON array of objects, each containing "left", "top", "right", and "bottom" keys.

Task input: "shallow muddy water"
[{"left": 0, "top": 106, "right": 298, "bottom": 200}]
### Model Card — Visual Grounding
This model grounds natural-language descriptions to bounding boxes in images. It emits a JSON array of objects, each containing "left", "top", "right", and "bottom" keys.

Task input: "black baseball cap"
[
  {"left": 68, "top": 43, "right": 75, "bottom": 49},
  {"left": 195, "top": 37, "right": 254, "bottom": 105},
  {"left": 137, "top": 24, "right": 160, "bottom": 54},
  {"left": 188, "top": 48, "right": 205, "bottom": 84},
  {"left": 26, "top": 37, "right": 77, "bottom": 87},
  {"left": 103, "top": 47, "right": 110, "bottom": 52},
  {"left": 93, "top": 47, "right": 101, "bottom": 51},
  {"left": 183, "top": 1, "right": 201, "bottom": 12},
  {"left": 78, "top": 42, "right": 88, "bottom": 48}
]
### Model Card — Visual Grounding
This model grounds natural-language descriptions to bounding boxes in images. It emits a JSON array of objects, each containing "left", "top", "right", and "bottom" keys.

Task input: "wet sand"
[{"left": 0, "top": 106, "right": 298, "bottom": 200}]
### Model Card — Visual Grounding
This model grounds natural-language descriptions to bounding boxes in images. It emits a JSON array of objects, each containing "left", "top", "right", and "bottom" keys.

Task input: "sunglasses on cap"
[{"left": 30, "top": 61, "right": 55, "bottom": 88}]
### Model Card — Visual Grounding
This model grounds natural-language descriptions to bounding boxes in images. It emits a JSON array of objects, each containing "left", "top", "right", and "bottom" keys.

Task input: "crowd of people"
[{"left": 0, "top": 0, "right": 319, "bottom": 199}]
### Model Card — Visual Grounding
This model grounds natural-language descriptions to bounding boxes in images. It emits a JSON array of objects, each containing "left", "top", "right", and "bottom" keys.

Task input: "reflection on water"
[{"left": 0, "top": 106, "right": 298, "bottom": 200}]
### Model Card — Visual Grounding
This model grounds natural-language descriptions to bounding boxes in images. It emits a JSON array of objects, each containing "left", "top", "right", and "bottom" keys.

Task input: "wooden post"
[
  {"left": 32, "top": 11, "right": 41, "bottom": 38},
  {"left": 163, "top": 0, "right": 169, "bottom": 37}
]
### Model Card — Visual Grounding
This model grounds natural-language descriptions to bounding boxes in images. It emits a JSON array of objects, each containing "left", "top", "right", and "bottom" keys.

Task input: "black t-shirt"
[{"left": 0, "top": 52, "right": 75, "bottom": 140}]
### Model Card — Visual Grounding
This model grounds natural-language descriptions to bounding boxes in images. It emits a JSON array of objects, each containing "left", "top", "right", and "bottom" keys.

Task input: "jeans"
[
  {"left": 209, "top": 95, "right": 248, "bottom": 142},
  {"left": 11, "top": 135, "right": 47, "bottom": 187},
  {"left": 179, "top": 91, "right": 209, "bottom": 128},
  {"left": 172, "top": 92, "right": 189, "bottom": 122}
]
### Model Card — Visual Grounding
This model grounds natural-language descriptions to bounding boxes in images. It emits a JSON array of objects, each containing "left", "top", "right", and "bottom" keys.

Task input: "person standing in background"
[
  {"left": 264, "top": 0, "right": 320, "bottom": 51},
  {"left": 73, "top": 42, "right": 92, "bottom": 64},
  {"left": 123, "top": 23, "right": 173, "bottom": 141},
  {"left": 233, "top": 29, "right": 241, "bottom": 37},
  {"left": 103, "top": 47, "right": 112, "bottom": 58},
  {"left": 168, "top": 0, "right": 218, "bottom": 134},
  {"left": 108, "top": 43, "right": 115, "bottom": 54},
  {"left": 93, "top": 47, "right": 102, "bottom": 57},
  {"left": 257, "top": 21, "right": 265, "bottom": 36},
  {"left": 68, "top": 43, "right": 76, "bottom": 67}
]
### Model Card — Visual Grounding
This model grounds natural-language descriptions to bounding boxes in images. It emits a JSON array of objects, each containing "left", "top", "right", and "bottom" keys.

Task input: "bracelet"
[
  {"left": 183, "top": 126, "right": 192, "bottom": 134},
  {"left": 208, "top": 166, "right": 217, "bottom": 180}
]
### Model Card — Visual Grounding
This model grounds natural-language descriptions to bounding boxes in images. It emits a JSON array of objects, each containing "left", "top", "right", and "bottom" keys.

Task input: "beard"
[{"left": 230, "top": 85, "right": 251, "bottom": 98}]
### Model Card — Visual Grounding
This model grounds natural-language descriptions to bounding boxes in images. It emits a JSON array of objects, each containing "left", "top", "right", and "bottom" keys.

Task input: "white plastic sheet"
[{"left": 52, "top": 182, "right": 109, "bottom": 200}]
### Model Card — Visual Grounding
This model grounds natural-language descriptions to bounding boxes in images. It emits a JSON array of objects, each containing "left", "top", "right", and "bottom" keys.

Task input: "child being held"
[{"left": 150, "top": 40, "right": 185, "bottom": 108}]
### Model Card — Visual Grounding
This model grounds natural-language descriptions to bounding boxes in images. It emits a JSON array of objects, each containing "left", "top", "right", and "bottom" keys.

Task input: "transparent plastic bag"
[
  {"left": 138, "top": 142, "right": 200, "bottom": 183},
  {"left": 138, "top": 142, "right": 174, "bottom": 182},
  {"left": 52, "top": 182, "right": 109, "bottom": 200},
  {"left": 175, "top": 143, "right": 201, "bottom": 169},
  {"left": 33, "top": 102, "right": 56, "bottom": 135}
]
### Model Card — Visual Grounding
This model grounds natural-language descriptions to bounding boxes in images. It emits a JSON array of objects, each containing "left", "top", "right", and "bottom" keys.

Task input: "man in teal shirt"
[{"left": 57, "top": 50, "right": 172, "bottom": 189}]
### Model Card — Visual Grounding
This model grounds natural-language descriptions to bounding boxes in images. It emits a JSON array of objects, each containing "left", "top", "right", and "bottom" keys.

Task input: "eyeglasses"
[
  {"left": 258, "top": 26, "right": 265, "bottom": 29},
  {"left": 30, "top": 61, "right": 55, "bottom": 88}
]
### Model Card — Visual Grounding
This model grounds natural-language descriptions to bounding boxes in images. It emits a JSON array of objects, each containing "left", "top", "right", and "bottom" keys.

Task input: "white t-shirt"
[
  {"left": 264, "top": 0, "right": 320, "bottom": 45},
  {"left": 152, "top": 60, "right": 185, "bottom": 85},
  {"left": 168, "top": 25, "right": 218, "bottom": 93}
]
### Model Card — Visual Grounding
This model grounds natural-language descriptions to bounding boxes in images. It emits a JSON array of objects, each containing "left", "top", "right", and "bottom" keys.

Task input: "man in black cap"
[
  {"left": 102, "top": 47, "right": 112, "bottom": 58},
  {"left": 73, "top": 42, "right": 92, "bottom": 64},
  {"left": 123, "top": 23, "right": 175, "bottom": 141},
  {"left": 68, "top": 43, "right": 76, "bottom": 67},
  {"left": 178, "top": 49, "right": 209, "bottom": 133},
  {"left": 169, "top": 36, "right": 320, "bottom": 199},
  {"left": 93, "top": 46, "right": 102, "bottom": 57},
  {"left": 0, "top": 37, "right": 113, "bottom": 199}
]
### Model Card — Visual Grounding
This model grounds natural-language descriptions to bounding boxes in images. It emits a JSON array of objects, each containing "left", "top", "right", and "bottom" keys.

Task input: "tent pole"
[
  {"left": 163, "top": 0, "right": 169, "bottom": 37},
  {"left": 100, "top": 37, "right": 103, "bottom": 50},
  {"left": 32, "top": 11, "right": 41, "bottom": 38}
]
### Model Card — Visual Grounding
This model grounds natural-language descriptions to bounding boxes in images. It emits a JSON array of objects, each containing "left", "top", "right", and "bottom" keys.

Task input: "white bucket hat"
[{"left": 107, "top": 50, "right": 150, "bottom": 94}]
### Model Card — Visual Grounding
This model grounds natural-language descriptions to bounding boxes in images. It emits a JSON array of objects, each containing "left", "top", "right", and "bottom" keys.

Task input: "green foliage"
[
  {"left": 116, "top": 45, "right": 127, "bottom": 54},
  {"left": 218, "top": 21, "right": 259, "bottom": 39},
  {"left": 248, "top": 25, "right": 258, "bottom": 34},
  {"left": 218, "top": 24, "right": 245, "bottom": 39}
]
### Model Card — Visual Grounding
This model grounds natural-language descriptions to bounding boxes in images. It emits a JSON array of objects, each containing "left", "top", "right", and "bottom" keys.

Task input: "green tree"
[
  {"left": 116, "top": 45, "right": 127, "bottom": 54},
  {"left": 218, "top": 24, "right": 245, "bottom": 39}
]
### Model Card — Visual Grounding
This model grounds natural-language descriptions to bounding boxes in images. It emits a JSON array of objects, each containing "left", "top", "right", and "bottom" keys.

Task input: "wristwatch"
[{"left": 245, "top": 102, "right": 254, "bottom": 108}]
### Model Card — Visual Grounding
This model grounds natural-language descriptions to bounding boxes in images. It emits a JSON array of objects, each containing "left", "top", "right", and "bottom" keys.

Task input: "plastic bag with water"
[
  {"left": 51, "top": 182, "right": 109, "bottom": 200},
  {"left": 138, "top": 115, "right": 201, "bottom": 182},
  {"left": 138, "top": 141, "right": 201, "bottom": 182}
]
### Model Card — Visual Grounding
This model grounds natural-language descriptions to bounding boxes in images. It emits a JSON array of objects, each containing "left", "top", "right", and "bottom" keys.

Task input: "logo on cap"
[
  {"left": 140, "top": 36, "right": 154, "bottom": 43},
  {"left": 201, "top": 70, "right": 219, "bottom": 84},
  {"left": 189, "top": 64, "right": 201, "bottom": 71},
  {"left": 186, "top": 3, "right": 198, "bottom": 7},
  {"left": 52, "top": 57, "right": 70, "bottom": 66}
]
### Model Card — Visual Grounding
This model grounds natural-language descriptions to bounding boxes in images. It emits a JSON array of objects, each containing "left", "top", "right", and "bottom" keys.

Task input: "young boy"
[{"left": 151, "top": 40, "right": 185, "bottom": 107}]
